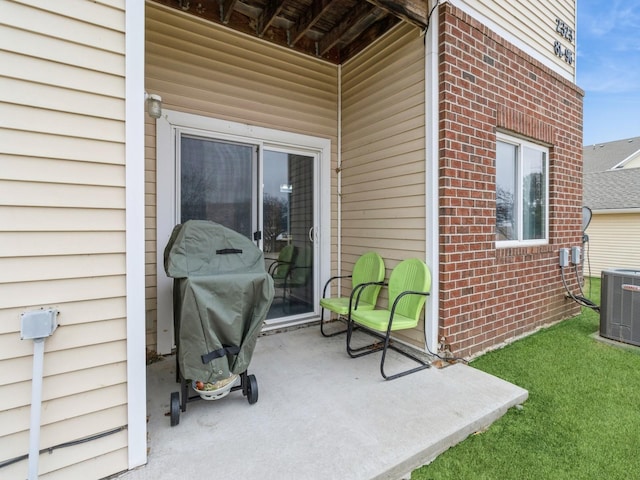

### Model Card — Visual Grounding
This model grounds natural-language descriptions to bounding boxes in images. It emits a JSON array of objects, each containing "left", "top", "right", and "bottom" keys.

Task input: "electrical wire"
[
  {"left": 0, "top": 426, "right": 127, "bottom": 469},
  {"left": 421, "top": 0, "right": 441, "bottom": 37},
  {"left": 585, "top": 236, "right": 595, "bottom": 295},
  {"left": 573, "top": 262, "right": 586, "bottom": 298},
  {"left": 423, "top": 319, "right": 468, "bottom": 365},
  {"left": 560, "top": 265, "right": 600, "bottom": 313},
  {"left": 431, "top": 347, "right": 469, "bottom": 365}
]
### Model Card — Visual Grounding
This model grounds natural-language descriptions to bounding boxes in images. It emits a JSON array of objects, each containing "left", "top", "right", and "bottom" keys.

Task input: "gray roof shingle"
[
  {"left": 583, "top": 168, "right": 640, "bottom": 210},
  {"left": 583, "top": 136, "right": 640, "bottom": 173}
]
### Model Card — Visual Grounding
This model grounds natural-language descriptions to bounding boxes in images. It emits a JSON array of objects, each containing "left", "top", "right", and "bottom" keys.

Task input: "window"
[{"left": 495, "top": 133, "right": 549, "bottom": 245}]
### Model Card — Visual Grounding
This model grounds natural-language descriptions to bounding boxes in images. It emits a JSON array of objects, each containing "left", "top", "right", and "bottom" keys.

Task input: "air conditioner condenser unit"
[{"left": 600, "top": 268, "right": 640, "bottom": 347}]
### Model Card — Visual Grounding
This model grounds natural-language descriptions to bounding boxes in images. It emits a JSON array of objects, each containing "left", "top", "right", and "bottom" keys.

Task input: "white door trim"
[{"left": 156, "top": 110, "right": 331, "bottom": 354}]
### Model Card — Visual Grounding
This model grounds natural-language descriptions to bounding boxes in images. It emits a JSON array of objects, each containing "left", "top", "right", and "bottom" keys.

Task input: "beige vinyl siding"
[
  {"left": 0, "top": 1, "right": 128, "bottom": 478},
  {"left": 622, "top": 152, "right": 640, "bottom": 169},
  {"left": 144, "top": 2, "right": 338, "bottom": 351},
  {"left": 584, "top": 213, "right": 640, "bottom": 277},
  {"left": 341, "top": 24, "right": 426, "bottom": 346},
  {"left": 144, "top": 14, "right": 337, "bottom": 135},
  {"left": 465, "top": 0, "right": 575, "bottom": 78}
]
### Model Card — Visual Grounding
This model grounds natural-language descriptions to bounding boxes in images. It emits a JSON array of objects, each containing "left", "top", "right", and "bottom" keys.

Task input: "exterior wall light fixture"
[{"left": 145, "top": 92, "right": 163, "bottom": 119}]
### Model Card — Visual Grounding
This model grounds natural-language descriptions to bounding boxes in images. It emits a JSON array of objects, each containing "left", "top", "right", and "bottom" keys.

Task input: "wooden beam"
[
  {"left": 221, "top": 0, "right": 238, "bottom": 24},
  {"left": 366, "top": 0, "right": 429, "bottom": 29},
  {"left": 290, "top": 0, "right": 339, "bottom": 46},
  {"left": 258, "top": 0, "right": 286, "bottom": 37},
  {"left": 318, "top": 2, "right": 376, "bottom": 56},
  {"left": 339, "top": 15, "right": 400, "bottom": 62}
]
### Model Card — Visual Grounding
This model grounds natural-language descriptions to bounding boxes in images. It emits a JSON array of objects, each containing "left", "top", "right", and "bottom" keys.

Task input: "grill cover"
[{"left": 164, "top": 220, "right": 274, "bottom": 383}]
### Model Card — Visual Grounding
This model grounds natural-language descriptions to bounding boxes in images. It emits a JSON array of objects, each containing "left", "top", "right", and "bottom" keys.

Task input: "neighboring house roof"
[
  {"left": 583, "top": 135, "right": 640, "bottom": 173},
  {"left": 583, "top": 168, "right": 640, "bottom": 210}
]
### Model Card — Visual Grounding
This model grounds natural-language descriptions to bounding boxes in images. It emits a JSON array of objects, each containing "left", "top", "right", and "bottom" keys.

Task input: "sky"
[{"left": 577, "top": 1, "right": 640, "bottom": 146}]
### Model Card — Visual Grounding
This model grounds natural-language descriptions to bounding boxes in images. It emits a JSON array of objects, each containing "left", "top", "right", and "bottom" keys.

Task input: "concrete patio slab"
[{"left": 117, "top": 326, "right": 528, "bottom": 480}]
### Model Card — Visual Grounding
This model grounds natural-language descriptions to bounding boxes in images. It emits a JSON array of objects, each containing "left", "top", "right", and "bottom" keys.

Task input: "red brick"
[{"left": 437, "top": 4, "right": 583, "bottom": 358}]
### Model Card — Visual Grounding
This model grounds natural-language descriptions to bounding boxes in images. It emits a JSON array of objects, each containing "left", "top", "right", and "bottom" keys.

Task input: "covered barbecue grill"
[{"left": 164, "top": 220, "right": 275, "bottom": 426}]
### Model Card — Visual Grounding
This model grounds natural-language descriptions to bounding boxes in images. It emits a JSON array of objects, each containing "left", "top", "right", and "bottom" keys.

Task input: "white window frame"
[{"left": 496, "top": 132, "right": 549, "bottom": 247}]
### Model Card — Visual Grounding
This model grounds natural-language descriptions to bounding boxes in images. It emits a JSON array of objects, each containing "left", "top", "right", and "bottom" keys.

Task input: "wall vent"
[{"left": 600, "top": 269, "right": 640, "bottom": 347}]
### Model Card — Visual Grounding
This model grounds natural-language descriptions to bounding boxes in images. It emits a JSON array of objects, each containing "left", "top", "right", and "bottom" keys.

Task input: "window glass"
[
  {"left": 496, "top": 142, "right": 517, "bottom": 241},
  {"left": 522, "top": 147, "right": 546, "bottom": 240},
  {"left": 496, "top": 136, "right": 548, "bottom": 245},
  {"left": 180, "top": 135, "right": 253, "bottom": 237}
]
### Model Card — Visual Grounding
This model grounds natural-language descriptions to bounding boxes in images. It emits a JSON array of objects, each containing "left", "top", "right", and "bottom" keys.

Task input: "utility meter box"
[
  {"left": 20, "top": 309, "right": 58, "bottom": 340},
  {"left": 600, "top": 269, "right": 640, "bottom": 347}
]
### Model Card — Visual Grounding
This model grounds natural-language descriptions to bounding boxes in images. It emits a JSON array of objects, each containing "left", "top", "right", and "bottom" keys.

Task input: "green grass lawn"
[{"left": 412, "top": 277, "right": 640, "bottom": 480}]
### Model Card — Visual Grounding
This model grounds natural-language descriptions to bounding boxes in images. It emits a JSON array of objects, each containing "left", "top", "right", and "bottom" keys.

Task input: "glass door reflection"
[
  {"left": 263, "top": 150, "right": 315, "bottom": 319},
  {"left": 180, "top": 135, "right": 256, "bottom": 238}
]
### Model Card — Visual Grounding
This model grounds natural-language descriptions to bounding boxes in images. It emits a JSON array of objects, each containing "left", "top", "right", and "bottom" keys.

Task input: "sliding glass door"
[
  {"left": 176, "top": 132, "right": 316, "bottom": 321},
  {"left": 156, "top": 112, "right": 330, "bottom": 353}
]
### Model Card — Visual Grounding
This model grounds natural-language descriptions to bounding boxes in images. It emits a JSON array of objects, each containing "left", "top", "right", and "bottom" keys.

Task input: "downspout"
[
  {"left": 337, "top": 64, "right": 342, "bottom": 285},
  {"left": 425, "top": 1, "right": 441, "bottom": 354},
  {"left": 125, "top": 0, "right": 148, "bottom": 469}
]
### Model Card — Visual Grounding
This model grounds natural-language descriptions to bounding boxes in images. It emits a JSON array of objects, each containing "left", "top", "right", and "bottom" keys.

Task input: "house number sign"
[{"left": 554, "top": 18, "right": 574, "bottom": 65}]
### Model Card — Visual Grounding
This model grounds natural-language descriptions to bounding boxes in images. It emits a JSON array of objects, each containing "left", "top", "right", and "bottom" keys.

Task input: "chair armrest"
[
  {"left": 322, "top": 274, "right": 353, "bottom": 298},
  {"left": 387, "top": 290, "right": 431, "bottom": 331},
  {"left": 268, "top": 259, "right": 292, "bottom": 276},
  {"left": 351, "top": 281, "right": 387, "bottom": 310},
  {"left": 282, "top": 264, "right": 312, "bottom": 288}
]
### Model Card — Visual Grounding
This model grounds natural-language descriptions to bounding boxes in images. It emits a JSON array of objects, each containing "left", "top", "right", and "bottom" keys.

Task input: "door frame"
[{"left": 155, "top": 110, "right": 331, "bottom": 354}]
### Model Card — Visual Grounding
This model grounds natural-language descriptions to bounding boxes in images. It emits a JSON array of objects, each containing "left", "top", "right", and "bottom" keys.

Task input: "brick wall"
[{"left": 438, "top": 4, "right": 584, "bottom": 358}]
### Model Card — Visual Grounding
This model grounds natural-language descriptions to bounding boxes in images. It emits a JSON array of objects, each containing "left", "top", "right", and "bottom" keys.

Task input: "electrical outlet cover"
[{"left": 20, "top": 309, "right": 58, "bottom": 340}]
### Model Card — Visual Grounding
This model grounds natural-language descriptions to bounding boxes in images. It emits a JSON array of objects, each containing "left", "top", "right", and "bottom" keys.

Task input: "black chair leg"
[
  {"left": 346, "top": 320, "right": 384, "bottom": 358},
  {"left": 380, "top": 339, "right": 430, "bottom": 380},
  {"left": 347, "top": 321, "right": 430, "bottom": 380},
  {"left": 320, "top": 307, "right": 349, "bottom": 337}
]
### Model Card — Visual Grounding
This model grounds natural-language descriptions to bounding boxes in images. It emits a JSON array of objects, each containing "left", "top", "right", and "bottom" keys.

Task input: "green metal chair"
[
  {"left": 319, "top": 252, "right": 385, "bottom": 337},
  {"left": 346, "top": 258, "right": 431, "bottom": 380},
  {"left": 267, "top": 244, "right": 296, "bottom": 282},
  {"left": 272, "top": 244, "right": 312, "bottom": 312},
  {"left": 286, "top": 245, "right": 312, "bottom": 289}
]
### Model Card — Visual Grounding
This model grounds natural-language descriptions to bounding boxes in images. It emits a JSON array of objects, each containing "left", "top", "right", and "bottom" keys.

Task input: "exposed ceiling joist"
[
  {"left": 151, "top": 0, "right": 424, "bottom": 64},
  {"left": 318, "top": 2, "right": 384, "bottom": 56},
  {"left": 366, "top": 0, "right": 429, "bottom": 29},
  {"left": 220, "top": 0, "right": 238, "bottom": 23},
  {"left": 290, "top": 0, "right": 339, "bottom": 46},
  {"left": 258, "top": 0, "right": 286, "bottom": 37}
]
